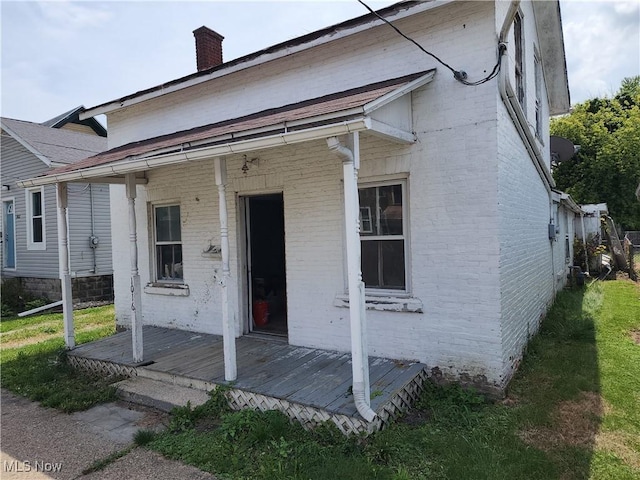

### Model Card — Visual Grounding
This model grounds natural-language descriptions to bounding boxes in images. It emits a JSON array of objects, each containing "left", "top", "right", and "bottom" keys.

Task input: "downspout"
[
  {"left": 580, "top": 211, "right": 589, "bottom": 276},
  {"left": 499, "top": 0, "right": 557, "bottom": 292},
  {"left": 327, "top": 134, "right": 376, "bottom": 423},
  {"left": 498, "top": 0, "right": 552, "bottom": 195}
]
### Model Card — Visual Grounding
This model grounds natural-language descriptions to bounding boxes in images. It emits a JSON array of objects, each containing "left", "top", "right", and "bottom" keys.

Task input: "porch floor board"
[{"left": 68, "top": 326, "right": 426, "bottom": 424}]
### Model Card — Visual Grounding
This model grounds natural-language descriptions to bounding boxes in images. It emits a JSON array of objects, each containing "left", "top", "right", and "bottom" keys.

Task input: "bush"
[
  {"left": 1, "top": 278, "right": 31, "bottom": 315},
  {"left": 1, "top": 278, "right": 51, "bottom": 317}
]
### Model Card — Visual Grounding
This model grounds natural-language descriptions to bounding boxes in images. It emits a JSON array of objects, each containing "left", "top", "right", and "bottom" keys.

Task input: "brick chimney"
[{"left": 193, "top": 26, "right": 224, "bottom": 71}]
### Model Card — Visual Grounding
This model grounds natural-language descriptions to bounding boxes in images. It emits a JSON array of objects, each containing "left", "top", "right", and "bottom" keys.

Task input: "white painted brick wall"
[{"left": 109, "top": 1, "right": 564, "bottom": 391}]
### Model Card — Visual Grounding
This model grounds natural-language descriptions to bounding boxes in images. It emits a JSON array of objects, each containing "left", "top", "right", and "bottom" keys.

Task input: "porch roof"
[{"left": 18, "top": 70, "right": 436, "bottom": 188}]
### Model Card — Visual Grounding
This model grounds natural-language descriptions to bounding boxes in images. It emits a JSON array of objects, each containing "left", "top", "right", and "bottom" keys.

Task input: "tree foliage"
[{"left": 551, "top": 76, "right": 640, "bottom": 230}]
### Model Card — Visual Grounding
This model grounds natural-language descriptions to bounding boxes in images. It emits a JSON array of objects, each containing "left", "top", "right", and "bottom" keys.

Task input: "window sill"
[
  {"left": 144, "top": 283, "right": 190, "bottom": 296},
  {"left": 334, "top": 294, "right": 423, "bottom": 313}
]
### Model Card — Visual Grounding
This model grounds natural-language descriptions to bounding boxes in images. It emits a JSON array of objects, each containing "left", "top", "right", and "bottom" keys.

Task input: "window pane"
[
  {"left": 381, "top": 240, "right": 405, "bottom": 289},
  {"left": 32, "top": 218, "right": 43, "bottom": 243},
  {"left": 361, "top": 241, "right": 379, "bottom": 287},
  {"left": 32, "top": 191, "right": 42, "bottom": 216},
  {"left": 156, "top": 205, "right": 181, "bottom": 242},
  {"left": 378, "top": 184, "right": 403, "bottom": 235},
  {"left": 358, "top": 187, "right": 377, "bottom": 236},
  {"left": 156, "top": 244, "right": 183, "bottom": 280},
  {"left": 361, "top": 240, "right": 405, "bottom": 289}
]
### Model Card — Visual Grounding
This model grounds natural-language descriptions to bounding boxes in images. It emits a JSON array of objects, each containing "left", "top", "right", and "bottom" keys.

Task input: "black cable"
[{"left": 357, "top": 0, "right": 504, "bottom": 86}]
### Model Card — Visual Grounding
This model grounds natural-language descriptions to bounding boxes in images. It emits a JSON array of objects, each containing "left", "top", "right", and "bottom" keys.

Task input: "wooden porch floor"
[{"left": 68, "top": 326, "right": 427, "bottom": 433}]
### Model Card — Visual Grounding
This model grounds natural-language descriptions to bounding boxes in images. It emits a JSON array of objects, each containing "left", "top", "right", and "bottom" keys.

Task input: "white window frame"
[
  {"left": 26, "top": 187, "right": 46, "bottom": 251},
  {"left": 152, "top": 203, "right": 184, "bottom": 284},
  {"left": 534, "top": 49, "right": 543, "bottom": 141},
  {"left": 358, "top": 179, "right": 409, "bottom": 295}
]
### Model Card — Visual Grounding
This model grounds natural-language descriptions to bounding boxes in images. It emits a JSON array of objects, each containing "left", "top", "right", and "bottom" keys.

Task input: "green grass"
[
  {"left": 0, "top": 305, "right": 119, "bottom": 412},
  {"left": 145, "top": 280, "right": 640, "bottom": 479}
]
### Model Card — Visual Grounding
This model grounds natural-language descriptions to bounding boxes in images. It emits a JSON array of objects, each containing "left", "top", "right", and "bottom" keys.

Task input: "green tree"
[{"left": 551, "top": 76, "right": 640, "bottom": 230}]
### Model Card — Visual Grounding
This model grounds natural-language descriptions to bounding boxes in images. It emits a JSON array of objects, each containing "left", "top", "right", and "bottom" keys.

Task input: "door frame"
[
  {"left": 3, "top": 198, "right": 16, "bottom": 270},
  {"left": 237, "top": 191, "right": 287, "bottom": 336}
]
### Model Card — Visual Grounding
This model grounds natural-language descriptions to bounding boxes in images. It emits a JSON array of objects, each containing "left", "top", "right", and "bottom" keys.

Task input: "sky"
[{"left": 1, "top": 0, "right": 639, "bottom": 124}]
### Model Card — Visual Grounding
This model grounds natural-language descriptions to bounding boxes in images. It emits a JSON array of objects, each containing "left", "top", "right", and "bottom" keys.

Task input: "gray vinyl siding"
[
  {"left": 1, "top": 134, "right": 112, "bottom": 279},
  {"left": 67, "top": 183, "right": 113, "bottom": 276}
]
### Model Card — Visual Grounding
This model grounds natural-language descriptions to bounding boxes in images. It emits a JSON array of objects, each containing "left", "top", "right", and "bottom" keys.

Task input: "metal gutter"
[{"left": 18, "top": 119, "right": 369, "bottom": 187}]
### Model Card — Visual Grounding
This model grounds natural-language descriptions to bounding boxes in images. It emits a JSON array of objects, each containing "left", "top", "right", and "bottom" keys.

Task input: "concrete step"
[
  {"left": 114, "top": 376, "right": 212, "bottom": 413},
  {"left": 135, "top": 366, "right": 217, "bottom": 392}
]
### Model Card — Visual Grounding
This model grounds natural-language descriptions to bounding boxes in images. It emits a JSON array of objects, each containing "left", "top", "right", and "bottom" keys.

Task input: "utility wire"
[{"left": 357, "top": 0, "right": 505, "bottom": 86}]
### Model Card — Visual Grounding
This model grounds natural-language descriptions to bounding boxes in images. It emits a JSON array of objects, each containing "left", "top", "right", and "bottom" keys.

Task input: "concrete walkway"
[{"left": 0, "top": 389, "right": 215, "bottom": 479}]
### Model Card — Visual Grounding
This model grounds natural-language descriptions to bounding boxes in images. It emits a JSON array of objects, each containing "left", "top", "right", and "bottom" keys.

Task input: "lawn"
[
  {"left": 1, "top": 282, "right": 638, "bottom": 479},
  {"left": 0, "top": 305, "right": 119, "bottom": 412},
  {"left": 145, "top": 279, "right": 640, "bottom": 480}
]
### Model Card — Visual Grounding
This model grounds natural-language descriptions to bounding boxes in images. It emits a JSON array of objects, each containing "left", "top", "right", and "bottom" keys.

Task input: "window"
[
  {"left": 514, "top": 12, "right": 525, "bottom": 110},
  {"left": 26, "top": 187, "right": 45, "bottom": 250},
  {"left": 154, "top": 205, "right": 183, "bottom": 282},
  {"left": 534, "top": 52, "right": 543, "bottom": 139},
  {"left": 358, "top": 182, "right": 406, "bottom": 290}
]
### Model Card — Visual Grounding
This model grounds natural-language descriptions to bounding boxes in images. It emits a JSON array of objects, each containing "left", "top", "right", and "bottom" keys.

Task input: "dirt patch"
[
  {"left": 500, "top": 394, "right": 519, "bottom": 407},
  {"left": 596, "top": 431, "right": 640, "bottom": 470},
  {"left": 399, "top": 408, "right": 433, "bottom": 427},
  {"left": 519, "top": 391, "right": 604, "bottom": 451},
  {"left": 519, "top": 392, "right": 638, "bottom": 472},
  {"left": 194, "top": 416, "right": 222, "bottom": 433},
  {"left": 630, "top": 330, "right": 640, "bottom": 345}
]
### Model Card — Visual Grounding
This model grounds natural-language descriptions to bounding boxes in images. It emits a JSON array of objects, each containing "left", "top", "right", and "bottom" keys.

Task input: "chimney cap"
[{"left": 193, "top": 26, "right": 224, "bottom": 41}]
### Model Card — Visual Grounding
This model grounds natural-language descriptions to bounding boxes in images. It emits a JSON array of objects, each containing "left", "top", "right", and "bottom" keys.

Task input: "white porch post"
[
  {"left": 125, "top": 174, "right": 143, "bottom": 363},
  {"left": 56, "top": 182, "right": 74, "bottom": 349},
  {"left": 214, "top": 157, "right": 237, "bottom": 381},
  {"left": 327, "top": 132, "right": 375, "bottom": 421}
]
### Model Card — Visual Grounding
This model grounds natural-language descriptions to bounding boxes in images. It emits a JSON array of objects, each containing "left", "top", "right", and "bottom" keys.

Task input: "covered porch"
[
  {"left": 68, "top": 326, "right": 427, "bottom": 435},
  {"left": 19, "top": 71, "right": 437, "bottom": 427}
]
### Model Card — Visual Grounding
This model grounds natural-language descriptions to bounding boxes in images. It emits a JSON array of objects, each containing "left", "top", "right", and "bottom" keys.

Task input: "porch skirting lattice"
[{"left": 67, "top": 326, "right": 427, "bottom": 435}]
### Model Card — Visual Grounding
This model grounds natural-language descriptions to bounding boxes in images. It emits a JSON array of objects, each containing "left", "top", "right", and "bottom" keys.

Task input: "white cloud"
[
  {"left": 562, "top": 0, "right": 640, "bottom": 103},
  {"left": 37, "top": 1, "right": 112, "bottom": 30}
]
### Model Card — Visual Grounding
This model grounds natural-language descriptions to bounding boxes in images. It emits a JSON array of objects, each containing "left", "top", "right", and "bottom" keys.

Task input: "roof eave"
[
  {"left": 533, "top": 0, "right": 571, "bottom": 114},
  {"left": 80, "top": 0, "right": 450, "bottom": 119}
]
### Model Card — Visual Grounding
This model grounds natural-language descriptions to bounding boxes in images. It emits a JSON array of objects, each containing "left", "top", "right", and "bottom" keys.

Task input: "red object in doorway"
[{"left": 253, "top": 300, "right": 269, "bottom": 326}]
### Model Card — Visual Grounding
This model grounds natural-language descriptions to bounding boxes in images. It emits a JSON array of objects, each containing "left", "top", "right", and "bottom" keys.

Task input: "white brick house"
[{"left": 21, "top": 0, "right": 575, "bottom": 408}]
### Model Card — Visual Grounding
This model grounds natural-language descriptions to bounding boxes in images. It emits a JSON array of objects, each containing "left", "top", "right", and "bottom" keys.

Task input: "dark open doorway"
[{"left": 246, "top": 193, "right": 287, "bottom": 336}]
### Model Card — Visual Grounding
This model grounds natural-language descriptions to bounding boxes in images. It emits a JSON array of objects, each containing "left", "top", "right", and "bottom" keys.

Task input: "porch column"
[
  {"left": 214, "top": 157, "right": 237, "bottom": 381},
  {"left": 56, "top": 182, "right": 74, "bottom": 349},
  {"left": 125, "top": 174, "right": 143, "bottom": 363},
  {"left": 327, "top": 132, "right": 375, "bottom": 421}
]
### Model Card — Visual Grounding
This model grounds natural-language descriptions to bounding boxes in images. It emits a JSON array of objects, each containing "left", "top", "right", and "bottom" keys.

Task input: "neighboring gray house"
[{"left": 1, "top": 108, "right": 113, "bottom": 302}]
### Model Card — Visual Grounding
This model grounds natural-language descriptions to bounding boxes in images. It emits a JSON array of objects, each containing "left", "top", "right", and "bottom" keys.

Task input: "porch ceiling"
[{"left": 18, "top": 70, "right": 436, "bottom": 188}]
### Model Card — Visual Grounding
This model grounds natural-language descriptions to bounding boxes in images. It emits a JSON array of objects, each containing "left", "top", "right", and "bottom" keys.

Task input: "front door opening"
[{"left": 246, "top": 194, "right": 287, "bottom": 336}]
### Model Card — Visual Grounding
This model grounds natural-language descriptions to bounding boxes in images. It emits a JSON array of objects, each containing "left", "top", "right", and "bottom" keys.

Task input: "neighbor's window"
[
  {"left": 359, "top": 182, "right": 406, "bottom": 290},
  {"left": 514, "top": 12, "right": 525, "bottom": 110},
  {"left": 26, "top": 187, "right": 45, "bottom": 250},
  {"left": 154, "top": 205, "right": 183, "bottom": 282}
]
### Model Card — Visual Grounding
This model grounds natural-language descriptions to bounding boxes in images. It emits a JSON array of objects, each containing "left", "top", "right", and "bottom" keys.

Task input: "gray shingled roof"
[{"left": 1, "top": 117, "right": 107, "bottom": 165}]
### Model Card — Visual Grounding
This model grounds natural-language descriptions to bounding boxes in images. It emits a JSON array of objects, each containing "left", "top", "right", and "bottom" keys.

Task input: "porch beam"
[
  {"left": 214, "top": 156, "right": 237, "bottom": 381},
  {"left": 327, "top": 133, "right": 376, "bottom": 422},
  {"left": 125, "top": 173, "right": 143, "bottom": 363},
  {"left": 56, "top": 182, "right": 74, "bottom": 348}
]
